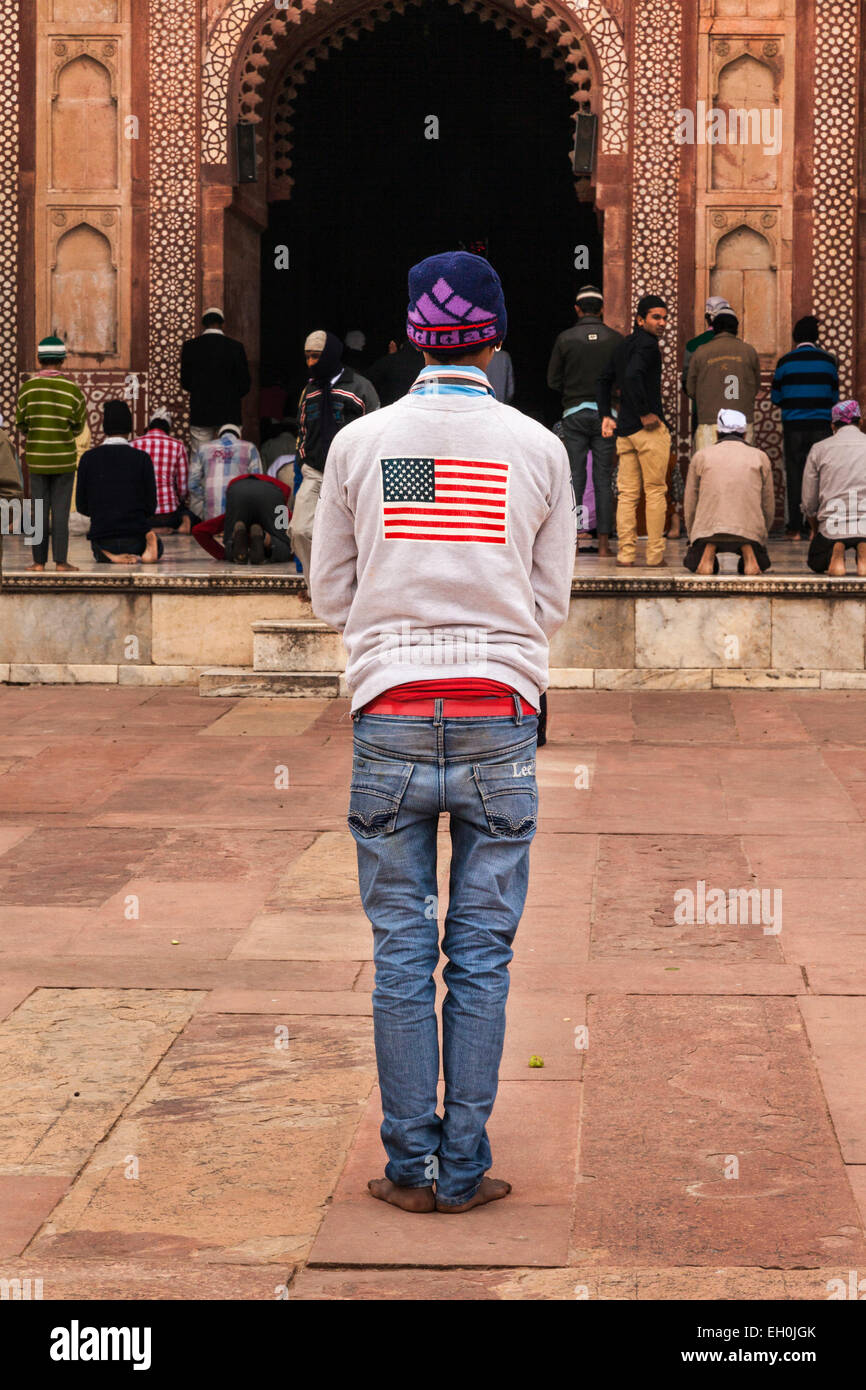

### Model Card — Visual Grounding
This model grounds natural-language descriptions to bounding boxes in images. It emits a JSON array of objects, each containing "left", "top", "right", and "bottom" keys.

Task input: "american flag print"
[{"left": 380, "top": 456, "right": 510, "bottom": 544}]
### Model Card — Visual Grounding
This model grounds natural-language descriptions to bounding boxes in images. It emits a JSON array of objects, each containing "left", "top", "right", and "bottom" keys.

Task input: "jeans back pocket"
[
  {"left": 472, "top": 755, "right": 538, "bottom": 840},
  {"left": 348, "top": 754, "right": 413, "bottom": 839}
]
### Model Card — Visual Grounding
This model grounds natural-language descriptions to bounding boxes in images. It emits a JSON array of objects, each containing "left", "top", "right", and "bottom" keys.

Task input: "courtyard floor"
[{"left": 1, "top": 685, "right": 865, "bottom": 1301}]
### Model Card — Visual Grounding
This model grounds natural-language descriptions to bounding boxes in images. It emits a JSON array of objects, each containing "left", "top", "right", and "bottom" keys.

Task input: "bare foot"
[
  {"left": 598, "top": 537, "right": 612, "bottom": 558},
  {"left": 696, "top": 543, "right": 717, "bottom": 576},
  {"left": 178, "top": 518, "right": 192, "bottom": 535},
  {"left": 829, "top": 542, "right": 847, "bottom": 578},
  {"left": 741, "top": 544, "right": 760, "bottom": 576},
  {"left": 367, "top": 1178, "right": 435, "bottom": 1213},
  {"left": 857, "top": 543, "right": 866, "bottom": 578},
  {"left": 55, "top": 562, "right": 78, "bottom": 572},
  {"left": 141, "top": 530, "right": 161, "bottom": 564},
  {"left": 26, "top": 563, "right": 45, "bottom": 572},
  {"left": 667, "top": 516, "right": 681, "bottom": 539},
  {"left": 616, "top": 559, "right": 634, "bottom": 568},
  {"left": 436, "top": 1176, "right": 512, "bottom": 1213},
  {"left": 101, "top": 549, "right": 141, "bottom": 565}
]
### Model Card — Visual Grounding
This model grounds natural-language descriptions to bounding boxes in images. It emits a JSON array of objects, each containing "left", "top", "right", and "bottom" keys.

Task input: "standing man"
[
  {"left": 180, "top": 308, "right": 251, "bottom": 457},
  {"left": 188, "top": 423, "right": 261, "bottom": 522},
  {"left": 310, "top": 252, "right": 575, "bottom": 1214},
  {"left": 686, "top": 312, "right": 760, "bottom": 450},
  {"left": 547, "top": 285, "right": 622, "bottom": 558},
  {"left": 598, "top": 296, "right": 671, "bottom": 568},
  {"left": 486, "top": 345, "right": 515, "bottom": 405},
  {"left": 15, "top": 335, "right": 87, "bottom": 572},
  {"left": 366, "top": 337, "right": 425, "bottom": 406},
  {"left": 290, "top": 330, "right": 379, "bottom": 586},
  {"left": 772, "top": 315, "right": 839, "bottom": 540},
  {"left": 802, "top": 401, "right": 866, "bottom": 577},
  {"left": 131, "top": 409, "right": 194, "bottom": 533}
]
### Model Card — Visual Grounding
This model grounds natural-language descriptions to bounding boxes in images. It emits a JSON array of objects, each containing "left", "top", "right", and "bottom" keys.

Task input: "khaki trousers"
[
  {"left": 615, "top": 425, "right": 671, "bottom": 565},
  {"left": 289, "top": 462, "right": 323, "bottom": 589}
]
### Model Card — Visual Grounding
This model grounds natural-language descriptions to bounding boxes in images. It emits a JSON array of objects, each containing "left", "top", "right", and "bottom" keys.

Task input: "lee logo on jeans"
[{"left": 511, "top": 762, "right": 534, "bottom": 777}]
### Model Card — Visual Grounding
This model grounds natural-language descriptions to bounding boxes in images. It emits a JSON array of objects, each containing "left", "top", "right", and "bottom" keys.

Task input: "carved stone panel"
[
  {"left": 49, "top": 209, "right": 119, "bottom": 356},
  {"left": 51, "top": 46, "right": 119, "bottom": 190}
]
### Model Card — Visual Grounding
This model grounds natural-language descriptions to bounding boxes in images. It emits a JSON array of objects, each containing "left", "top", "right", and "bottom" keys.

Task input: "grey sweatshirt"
[
  {"left": 801, "top": 425, "right": 866, "bottom": 538},
  {"left": 309, "top": 391, "right": 577, "bottom": 712}
]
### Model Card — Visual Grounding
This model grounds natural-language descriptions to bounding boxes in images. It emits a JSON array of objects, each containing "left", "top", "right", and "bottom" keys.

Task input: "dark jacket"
[
  {"left": 366, "top": 345, "right": 424, "bottom": 406},
  {"left": 76, "top": 442, "right": 157, "bottom": 541},
  {"left": 180, "top": 331, "right": 252, "bottom": 428},
  {"left": 597, "top": 327, "right": 666, "bottom": 438},
  {"left": 297, "top": 368, "right": 379, "bottom": 473},
  {"left": 547, "top": 315, "right": 623, "bottom": 412}
]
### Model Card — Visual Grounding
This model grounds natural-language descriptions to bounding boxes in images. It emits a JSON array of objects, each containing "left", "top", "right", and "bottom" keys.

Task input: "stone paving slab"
[
  {"left": 569, "top": 995, "right": 866, "bottom": 1268},
  {"left": 0, "top": 989, "right": 203, "bottom": 1174},
  {"left": 0, "top": 1176, "right": 72, "bottom": 1257},
  {"left": 798, "top": 998, "right": 866, "bottom": 1163},
  {"left": 290, "top": 1265, "right": 854, "bottom": 1301},
  {"left": 309, "top": 1081, "right": 579, "bottom": 1267},
  {"left": 230, "top": 909, "right": 372, "bottom": 961},
  {"left": 29, "top": 1014, "right": 375, "bottom": 1267},
  {"left": 0, "top": 1256, "right": 296, "bottom": 1300}
]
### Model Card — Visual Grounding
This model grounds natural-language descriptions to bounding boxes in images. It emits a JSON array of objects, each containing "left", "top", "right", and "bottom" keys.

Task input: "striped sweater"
[
  {"left": 771, "top": 344, "right": 839, "bottom": 424},
  {"left": 15, "top": 371, "right": 88, "bottom": 474}
]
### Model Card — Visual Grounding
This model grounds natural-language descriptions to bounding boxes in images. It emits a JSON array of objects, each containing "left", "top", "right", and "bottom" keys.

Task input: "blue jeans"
[
  {"left": 562, "top": 408, "right": 616, "bottom": 536},
  {"left": 349, "top": 701, "right": 539, "bottom": 1207}
]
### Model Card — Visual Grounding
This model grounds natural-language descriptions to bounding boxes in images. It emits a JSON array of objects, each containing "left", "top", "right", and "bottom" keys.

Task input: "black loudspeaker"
[
  {"left": 573, "top": 112, "right": 598, "bottom": 176},
  {"left": 236, "top": 121, "right": 258, "bottom": 184}
]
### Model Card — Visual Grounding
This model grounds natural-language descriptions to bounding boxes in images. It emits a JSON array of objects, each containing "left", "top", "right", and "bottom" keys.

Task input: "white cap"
[
  {"left": 344, "top": 330, "right": 365, "bottom": 351},
  {"left": 218, "top": 422, "right": 241, "bottom": 437},
  {"left": 203, "top": 306, "right": 224, "bottom": 320},
  {"left": 717, "top": 408, "right": 747, "bottom": 434},
  {"left": 150, "top": 407, "right": 172, "bottom": 427},
  {"left": 705, "top": 296, "right": 732, "bottom": 318}
]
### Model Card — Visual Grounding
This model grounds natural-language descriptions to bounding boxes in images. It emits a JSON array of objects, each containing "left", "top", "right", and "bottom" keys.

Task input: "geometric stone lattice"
[
  {"left": 0, "top": 0, "right": 18, "bottom": 418},
  {"left": 148, "top": 0, "right": 198, "bottom": 432},
  {"left": 812, "top": 0, "right": 859, "bottom": 396},
  {"left": 630, "top": 0, "right": 682, "bottom": 433}
]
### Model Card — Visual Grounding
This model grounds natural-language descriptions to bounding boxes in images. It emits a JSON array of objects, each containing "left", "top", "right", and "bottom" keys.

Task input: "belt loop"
[
  {"left": 434, "top": 697, "right": 443, "bottom": 726},
  {"left": 512, "top": 693, "right": 523, "bottom": 725}
]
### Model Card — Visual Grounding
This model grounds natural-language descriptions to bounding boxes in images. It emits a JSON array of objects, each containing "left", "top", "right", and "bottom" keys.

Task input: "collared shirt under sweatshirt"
[
  {"left": 309, "top": 378, "right": 577, "bottom": 713},
  {"left": 596, "top": 327, "right": 666, "bottom": 437}
]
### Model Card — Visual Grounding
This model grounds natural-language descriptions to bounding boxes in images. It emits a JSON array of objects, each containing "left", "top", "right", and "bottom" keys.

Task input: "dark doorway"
[{"left": 261, "top": 1, "right": 601, "bottom": 422}]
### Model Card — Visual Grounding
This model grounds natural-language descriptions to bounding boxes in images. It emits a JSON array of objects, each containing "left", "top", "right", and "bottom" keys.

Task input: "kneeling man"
[
  {"left": 802, "top": 400, "right": 866, "bottom": 577},
  {"left": 683, "top": 408, "right": 774, "bottom": 575},
  {"left": 77, "top": 400, "right": 163, "bottom": 565}
]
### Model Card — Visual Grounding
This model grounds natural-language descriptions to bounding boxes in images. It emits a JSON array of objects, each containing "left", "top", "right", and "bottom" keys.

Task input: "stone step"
[
  {"left": 199, "top": 668, "right": 344, "bottom": 697},
  {"left": 251, "top": 619, "right": 346, "bottom": 673}
]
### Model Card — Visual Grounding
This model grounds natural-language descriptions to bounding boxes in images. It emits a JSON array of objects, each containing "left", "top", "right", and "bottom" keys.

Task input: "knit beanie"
[
  {"left": 103, "top": 399, "right": 133, "bottom": 435},
  {"left": 304, "top": 330, "right": 327, "bottom": 354},
  {"left": 636, "top": 294, "right": 667, "bottom": 319},
  {"left": 37, "top": 334, "right": 66, "bottom": 361},
  {"left": 407, "top": 251, "right": 506, "bottom": 352}
]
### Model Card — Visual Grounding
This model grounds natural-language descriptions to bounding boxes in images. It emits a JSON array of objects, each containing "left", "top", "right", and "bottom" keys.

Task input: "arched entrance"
[{"left": 260, "top": 1, "right": 602, "bottom": 421}]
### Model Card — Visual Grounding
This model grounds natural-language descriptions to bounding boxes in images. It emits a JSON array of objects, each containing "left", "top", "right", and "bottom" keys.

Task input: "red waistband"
[{"left": 361, "top": 694, "right": 537, "bottom": 717}]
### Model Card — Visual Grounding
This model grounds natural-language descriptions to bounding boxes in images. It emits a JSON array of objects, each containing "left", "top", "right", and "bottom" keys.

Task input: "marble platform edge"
[
  {"left": 2, "top": 663, "right": 863, "bottom": 691},
  {"left": 5, "top": 572, "right": 866, "bottom": 597}
]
